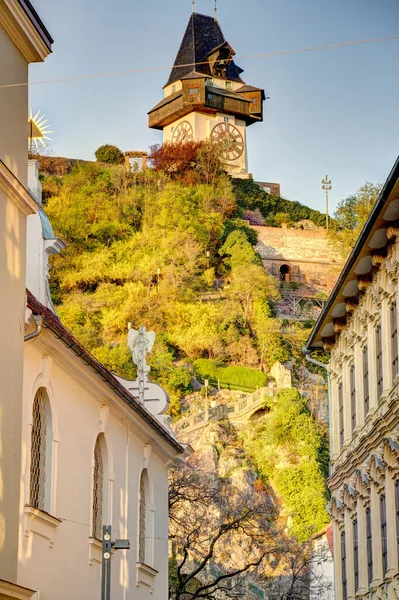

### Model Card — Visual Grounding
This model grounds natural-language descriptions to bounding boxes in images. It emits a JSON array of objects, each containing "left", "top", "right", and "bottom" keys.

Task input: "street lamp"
[
  {"left": 321, "top": 175, "right": 332, "bottom": 232},
  {"left": 156, "top": 267, "right": 161, "bottom": 286},
  {"left": 206, "top": 250, "right": 210, "bottom": 270}
]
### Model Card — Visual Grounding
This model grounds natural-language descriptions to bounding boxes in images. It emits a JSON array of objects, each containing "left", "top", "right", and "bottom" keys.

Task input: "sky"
[{"left": 28, "top": 0, "right": 399, "bottom": 213}]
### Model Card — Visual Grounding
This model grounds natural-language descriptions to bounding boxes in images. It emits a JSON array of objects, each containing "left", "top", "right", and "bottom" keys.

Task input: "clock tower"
[{"left": 148, "top": 11, "right": 265, "bottom": 176}]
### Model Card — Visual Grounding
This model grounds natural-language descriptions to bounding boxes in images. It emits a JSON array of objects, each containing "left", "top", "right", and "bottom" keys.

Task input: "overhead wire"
[{"left": 0, "top": 34, "right": 398, "bottom": 90}]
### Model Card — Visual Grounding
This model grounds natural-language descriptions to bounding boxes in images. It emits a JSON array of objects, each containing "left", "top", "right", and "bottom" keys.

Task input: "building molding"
[
  {"left": 0, "top": 0, "right": 52, "bottom": 62},
  {"left": 0, "top": 160, "right": 39, "bottom": 215}
]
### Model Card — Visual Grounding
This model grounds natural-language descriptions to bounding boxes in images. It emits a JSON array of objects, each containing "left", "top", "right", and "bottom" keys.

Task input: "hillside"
[{"left": 42, "top": 157, "right": 329, "bottom": 542}]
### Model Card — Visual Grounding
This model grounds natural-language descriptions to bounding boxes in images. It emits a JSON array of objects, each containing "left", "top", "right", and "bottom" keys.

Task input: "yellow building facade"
[
  {"left": 0, "top": 0, "right": 52, "bottom": 593},
  {"left": 305, "top": 157, "right": 399, "bottom": 600}
]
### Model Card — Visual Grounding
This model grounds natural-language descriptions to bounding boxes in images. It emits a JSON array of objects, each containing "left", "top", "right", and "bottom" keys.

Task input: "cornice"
[
  {"left": 0, "top": 159, "right": 39, "bottom": 215},
  {"left": 0, "top": 0, "right": 52, "bottom": 63}
]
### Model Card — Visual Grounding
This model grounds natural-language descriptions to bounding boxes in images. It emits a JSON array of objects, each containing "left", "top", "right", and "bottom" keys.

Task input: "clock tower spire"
[{"left": 148, "top": 11, "right": 265, "bottom": 176}]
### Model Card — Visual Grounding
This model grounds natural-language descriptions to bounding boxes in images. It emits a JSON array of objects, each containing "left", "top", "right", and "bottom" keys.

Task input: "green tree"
[
  {"left": 329, "top": 182, "right": 382, "bottom": 258},
  {"left": 95, "top": 144, "right": 124, "bottom": 165}
]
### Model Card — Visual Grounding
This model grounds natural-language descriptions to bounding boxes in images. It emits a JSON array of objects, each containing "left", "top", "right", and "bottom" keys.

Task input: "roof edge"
[
  {"left": 305, "top": 156, "right": 399, "bottom": 352},
  {"left": 26, "top": 290, "right": 184, "bottom": 454},
  {"left": 18, "top": 0, "right": 53, "bottom": 47}
]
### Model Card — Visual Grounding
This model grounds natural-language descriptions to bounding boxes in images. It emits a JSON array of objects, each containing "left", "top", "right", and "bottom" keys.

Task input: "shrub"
[{"left": 95, "top": 144, "right": 124, "bottom": 165}]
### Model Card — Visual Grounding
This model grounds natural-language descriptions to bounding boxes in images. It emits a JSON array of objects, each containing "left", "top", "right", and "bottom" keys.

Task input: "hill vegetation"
[{"left": 42, "top": 144, "right": 329, "bottom": 543}]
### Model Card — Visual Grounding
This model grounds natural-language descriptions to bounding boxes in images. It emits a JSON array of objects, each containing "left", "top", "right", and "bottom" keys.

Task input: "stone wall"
[{"left": 252, "top": 224, "right": 343, "bottom": 289}]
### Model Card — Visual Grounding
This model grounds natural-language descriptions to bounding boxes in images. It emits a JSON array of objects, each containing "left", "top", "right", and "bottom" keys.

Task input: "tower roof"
[{"left": 165, "top": 12, "right": 244, "bottom": 87}]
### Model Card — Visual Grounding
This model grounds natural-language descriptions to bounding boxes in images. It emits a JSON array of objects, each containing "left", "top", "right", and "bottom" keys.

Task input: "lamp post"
[
  {"left": 156, "top": 267, "right": 161, "bottom": 286},
  {"left": 101, "top": 525, "right": 130, "bottom": 600},
  {"left": 321, "top": 175, "right": 332, "bottom": 232},
  {"left": 206, "top": 250, "right": 210, "bottom": 270}
]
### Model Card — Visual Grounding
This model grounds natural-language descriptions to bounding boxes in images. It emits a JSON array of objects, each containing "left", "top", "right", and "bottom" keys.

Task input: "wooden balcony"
[{"left": 148, "top": 79, "right": 264, "bottom": 130}]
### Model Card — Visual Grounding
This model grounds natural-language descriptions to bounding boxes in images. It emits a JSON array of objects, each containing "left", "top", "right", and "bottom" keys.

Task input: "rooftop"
[{"left": 165, "top": 12, "right": 244, "bottom": 87}]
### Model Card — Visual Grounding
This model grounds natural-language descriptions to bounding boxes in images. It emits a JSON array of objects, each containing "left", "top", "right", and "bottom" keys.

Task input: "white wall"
[{"left": 19, "top": 335, "right": 172, "bottom": 600}]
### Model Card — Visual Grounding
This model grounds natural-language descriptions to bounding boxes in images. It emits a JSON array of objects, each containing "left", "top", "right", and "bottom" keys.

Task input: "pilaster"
[
  {"left": 370, "top": 480, "right": 383, "bottom": 587},
  {"left": 385, "top": 467, "right": 398, "bottom": 577}
]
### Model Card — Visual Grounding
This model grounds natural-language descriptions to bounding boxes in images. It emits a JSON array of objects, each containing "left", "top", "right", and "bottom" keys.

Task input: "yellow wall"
[
  {"left": 0, "top": 22, "right": 29, "bottom": 584},
  {"left": 0, "top": 25, "right": 28, "bottom": 185}
]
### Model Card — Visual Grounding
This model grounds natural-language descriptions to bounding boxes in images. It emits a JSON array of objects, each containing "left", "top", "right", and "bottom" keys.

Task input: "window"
[
  {"left": 171, "top": 85, "right": 176, "bottom": 94},
  {"left": 376, "top": 325, "right": 383, "bottom": 398},
  {"left": 188, "top": 87, "right": 199, "bottom": 95},
  {"left": 225, "top": 81, "right": 232, "bottom": 90},
  {"left": 366, "top": 507, "right": 373, "bottom": 584},
  {"left": 353, "top": 519, "right": 359, "bottom": 591},
  {"left": 139, "top": 469, "right": 151, "bottom": 565},
  {"left": 380, "top": 494, "right": 388, "bottom": 575},
  {"left": 206, "top": 78, "right": 213, "bottom": 86},
  {"left": 252, "top": 98, "right": 257, "bottom": 104},
  {"left": 30, "top": 387, "right": 53, "bottom": 512},
  {"left": 395, "top": 481, "right": 399, "bottom": 568},
  {"left": 341, "top": 530, "right": 347, "bottom": 600},
  {"left": 391, "top": 301, "right": 398, "bottom": 381},
  {"left": 350, "top": 366, "right": 356, "bottom": 432},
  {"left": 224, "top": 116, "right": 229, "bottom": 123},
  {"left": 338, "top": 383, "right": 344, "bottom": 448},
  {"left": 363, "top": 345, "right": 369, "bottom": 416},
  {"left": 92, "top": 434, "right": 108, "bottom": 540}
]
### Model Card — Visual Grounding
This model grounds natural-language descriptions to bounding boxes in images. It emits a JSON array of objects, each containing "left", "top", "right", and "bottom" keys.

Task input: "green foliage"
[
  {"left": 242, "top": 388, "right": 329, "bottom": 542},
  {"left": 95, "top": 144, "right": 124, "bottom": 165},
  {"left": 193, "top": 358, "right": 268, "bottom": 391},
  {"left": 222, "top": 218, "right": 258, "bottom": 246},
  {"left": 328, "top": 182, "right": 382, "bottom": 258},
  {"left": 232, "top": 178, "right": 327, "bottom": 228}
]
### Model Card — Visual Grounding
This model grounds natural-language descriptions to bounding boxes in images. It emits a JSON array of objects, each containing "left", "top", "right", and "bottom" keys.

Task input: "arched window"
[
  {"left": 30, "top": 387, "right": 53, "bottom": 512},
  {"left": 92, "top": 434, "right": 109, "bottom": 540},
  {"left": 139, "top": 469, "right": 151, "bottom": 565}
]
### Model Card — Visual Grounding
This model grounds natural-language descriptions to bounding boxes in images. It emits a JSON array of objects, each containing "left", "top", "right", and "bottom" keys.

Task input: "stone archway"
[{"left": 280, "top": 264, "right": 290, "bottom": 282}]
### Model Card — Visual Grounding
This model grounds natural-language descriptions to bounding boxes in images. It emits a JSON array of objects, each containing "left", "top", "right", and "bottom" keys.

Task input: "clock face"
[
  {"left": 211, "top": 122, "right": 244, "bottom": 161},
  {"left": 171, "top": 120, "right": 194, "bottom": 144}
]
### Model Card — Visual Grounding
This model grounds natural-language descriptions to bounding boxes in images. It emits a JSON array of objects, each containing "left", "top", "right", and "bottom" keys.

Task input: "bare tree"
[
  {"left": 264, "top": 536, "right": 334, "bottom": 600},
  {"left": 168, "top": 457, "right": 281, "bottom": 600}
]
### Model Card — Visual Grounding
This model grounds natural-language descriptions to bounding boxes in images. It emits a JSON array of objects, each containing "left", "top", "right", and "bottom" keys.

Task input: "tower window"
[
  {"left": 172, "top": 85, "right": 176, "bottom": 94},
  {"left": 188, "top": 87, "right": 199, "bottom": 95},
  {"left": 225, "top": 81, "right": 232, "bottom": 90}
]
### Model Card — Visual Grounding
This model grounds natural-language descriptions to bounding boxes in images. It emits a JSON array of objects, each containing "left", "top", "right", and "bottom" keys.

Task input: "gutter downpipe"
[
  {"left": 24, "top": 315, "right": 43, "bottom": 342},
  {"left": 302, "top": 346, "right": 332, "bottom": 476}
]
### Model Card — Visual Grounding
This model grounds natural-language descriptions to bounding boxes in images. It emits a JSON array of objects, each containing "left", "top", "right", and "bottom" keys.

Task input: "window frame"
[
  {"left": 341, "top": 530, "right": 347, "bottom": 600},
  {"left": 350, "top": 365, "right": 356, "bottom": 432},
  {"left": 376, "top": 324, "right": 383, "bottom": 399},
  {"left": 92, "top": 433, "right": 109, "bottom": 541},
  {"left": 338, "top": 382, "right": 344, "bottom": 448},
  {"left": 391, "top": 301, "right": 398, "bottom": 382},
  {"left": 366, "top": 506, "right": 373, "bottom": 584},
  {"left": 29, "top": 387, "right": 53, "bottom": 514},
  {"left": 363, "top": 344, "right": 369, "bottom": 416},
  {"left": 380, "top": 493, "right": 388, "bottom": 575},
  {"left": 353, "top": 518, "right": 359, "bottom": 592}
]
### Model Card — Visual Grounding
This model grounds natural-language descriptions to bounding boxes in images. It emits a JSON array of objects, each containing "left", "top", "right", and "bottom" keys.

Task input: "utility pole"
[
  {"left": 101, "top": 525, "right": 130, "bottom": 600},
  {"left": 321, "top": 174, "right": 332, "bottom": 232}
]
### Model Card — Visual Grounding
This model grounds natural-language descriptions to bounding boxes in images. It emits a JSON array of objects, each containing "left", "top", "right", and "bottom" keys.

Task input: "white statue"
[
  {"left": 128, "top": 325, "right": 156, "bottom": 370},
  {"left": 127, "top": 325, "right": 156, "bottom": 404}
]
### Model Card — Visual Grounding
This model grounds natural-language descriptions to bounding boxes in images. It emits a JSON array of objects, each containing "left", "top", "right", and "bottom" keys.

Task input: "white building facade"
[
  {"left": 0, "top": 3, "right": 186, "bottom": 599},
  {"left": 305, "top": 157, "right": 399, "bottom": 600}
]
